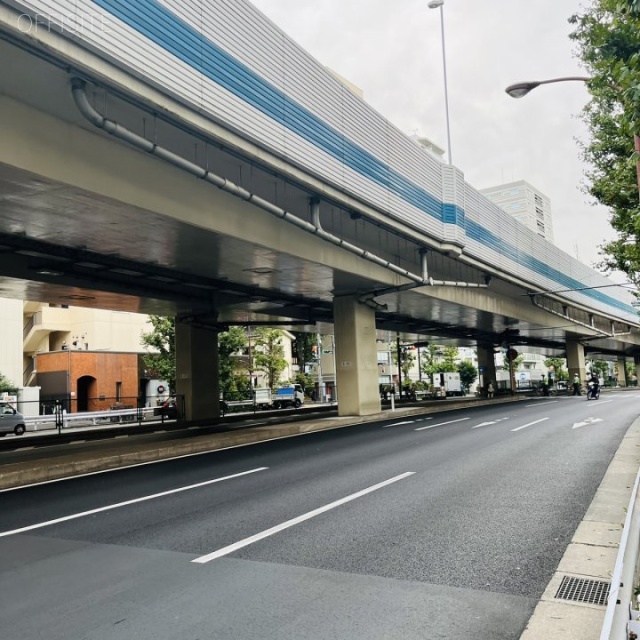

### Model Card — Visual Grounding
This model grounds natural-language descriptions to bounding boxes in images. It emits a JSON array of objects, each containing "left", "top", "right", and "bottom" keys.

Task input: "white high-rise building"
[{"left": 480, "top": 180, "right": 554, "bottom": 244}]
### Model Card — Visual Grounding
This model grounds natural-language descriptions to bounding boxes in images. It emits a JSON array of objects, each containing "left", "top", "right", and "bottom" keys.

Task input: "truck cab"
[{"left": 273, "top": 384, "right": 305, "bottom": 409}]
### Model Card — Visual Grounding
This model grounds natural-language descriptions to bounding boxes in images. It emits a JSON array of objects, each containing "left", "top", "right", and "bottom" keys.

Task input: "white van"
[{"left": 0, "top": 402, "right": 26, "bottom": 436}]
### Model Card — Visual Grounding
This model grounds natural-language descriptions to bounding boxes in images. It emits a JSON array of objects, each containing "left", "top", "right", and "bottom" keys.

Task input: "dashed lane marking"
[
  {"left": 383, "top": 420, "right": 415, "bottom": 428},
  {"left": 192, "top": 472, "right": 416, "bottom": 564},
  {"left": 511, "top": 418, "right": 549, "bottom": 432},
  {"left": 415, "top": 417, "right": 469, "bottom": 431},
  {"left": 0, "top": 467, "right": 269, "bottom": 538}
]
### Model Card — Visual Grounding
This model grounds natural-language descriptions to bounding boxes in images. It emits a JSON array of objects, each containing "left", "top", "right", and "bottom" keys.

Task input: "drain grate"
[{"left": 555, "top": 576, "right": 610, "bottom": 606}]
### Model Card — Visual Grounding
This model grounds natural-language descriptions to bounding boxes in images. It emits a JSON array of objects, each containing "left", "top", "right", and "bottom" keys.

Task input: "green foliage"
[
  {"left": 291, "top": 332, "right": 316, "bottom": 373},
  {"left": 141, "top": 316, "right": 176, "bottom": 391},
  {"left": 419, "top": 344, "right": 441, "bottom": 378},
  {"left": 544, "top": 357, "right": 569, "bottom": 381},
  {"left": 0, "top": 371, "right": 18, "bottom": 394},
  {"left": 440, "top": 346, "right": 459, "bottom": 372},
  {"left": 218, "top": 326, "right": 247, "bottom": 395},
  {"left": 293, "top": 371, "right": 314, "bottom": 396},
  {"left": 591, "top": 359, "right": 610, "bottom": 376},
  {"left": 456, "top": 361, "right": 477, "bottom": 391},
  {"left": 502, "top": 354, "right": 524, "bottom": 371},
  {"left": 224, "top": 374, "right": 252, "bottom": 401},
  {"left": 419, "top": 344, "right": 458, "bottom": 377},
  {"left": 570, "top": 1, "right": 640, "bottom": 287},
  {"left": 253, "top": 328, "right": 287, "bottom": 389}
]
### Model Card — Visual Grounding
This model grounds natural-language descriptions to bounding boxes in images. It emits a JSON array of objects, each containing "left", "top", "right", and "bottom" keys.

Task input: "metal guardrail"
[
  {"left": 600, "top": 466, "right": 640, "bottom": 639},
  {"left": 25, "top": 406, "right": 161, "bottom": 431}
]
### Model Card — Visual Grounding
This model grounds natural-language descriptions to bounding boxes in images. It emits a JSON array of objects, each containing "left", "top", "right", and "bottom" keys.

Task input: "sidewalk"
[{"left": 520, "top": 415, "right": 640, "bottom": 640}]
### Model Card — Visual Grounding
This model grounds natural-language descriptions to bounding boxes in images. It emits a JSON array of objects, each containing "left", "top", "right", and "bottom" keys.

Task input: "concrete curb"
[
  {"left": 519, "top": 415, "right": 640, "bottom": 640},
  {"left": 0, "top": 396, "right": 523, "bottom": 490}
]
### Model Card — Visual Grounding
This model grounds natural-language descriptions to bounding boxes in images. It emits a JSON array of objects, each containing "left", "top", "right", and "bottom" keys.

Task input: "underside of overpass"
[{"left": 0, "top": 16, "right": 639, "bottom": 417}]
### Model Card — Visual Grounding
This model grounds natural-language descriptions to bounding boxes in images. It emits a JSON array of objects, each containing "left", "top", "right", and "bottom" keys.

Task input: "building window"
[{"left": 116, "top": 382, "right": 122, "bottom": 402}]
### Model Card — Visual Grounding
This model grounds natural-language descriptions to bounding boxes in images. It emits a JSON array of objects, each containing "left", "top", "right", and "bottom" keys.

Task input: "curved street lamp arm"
[{"left": 505, "top": 76, "right": 592, "bottom": 98}]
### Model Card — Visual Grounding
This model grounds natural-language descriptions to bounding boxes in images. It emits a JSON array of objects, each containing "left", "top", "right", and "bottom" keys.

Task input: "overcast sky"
[{"left": 250, "top": 0, "right": 614, "bottom": 271}]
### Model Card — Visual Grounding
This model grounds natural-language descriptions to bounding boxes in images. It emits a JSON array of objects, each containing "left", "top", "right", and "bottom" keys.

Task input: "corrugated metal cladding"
[{"left": 6, "top": 0, "right": 638, "bottom": 321}]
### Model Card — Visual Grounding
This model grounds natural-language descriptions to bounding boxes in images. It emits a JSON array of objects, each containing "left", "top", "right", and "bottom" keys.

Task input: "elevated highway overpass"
[{"left": 0, "top": 0, "right": 638, "bottom": 419}]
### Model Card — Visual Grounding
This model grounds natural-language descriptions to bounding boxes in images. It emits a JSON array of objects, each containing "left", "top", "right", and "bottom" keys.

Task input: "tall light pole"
[
  {"left": 505, "top": 76, "right": 640, "bottom": 201},
  {"left": 428, "top": 0, "right": 453, "bottom": 165}
]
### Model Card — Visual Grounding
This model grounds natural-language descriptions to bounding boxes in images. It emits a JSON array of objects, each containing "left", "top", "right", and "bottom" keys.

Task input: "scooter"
[{"left": 586, "top": 381, "right": 600, "bottom": 400}]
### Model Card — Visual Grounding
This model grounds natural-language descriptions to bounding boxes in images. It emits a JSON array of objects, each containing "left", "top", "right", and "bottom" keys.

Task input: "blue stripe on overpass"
[{"left": 90, "top": 0, "right": 636, "bottom": 317}]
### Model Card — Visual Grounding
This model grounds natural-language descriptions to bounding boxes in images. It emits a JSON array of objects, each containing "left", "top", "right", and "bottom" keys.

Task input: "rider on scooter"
[{"left": 587, "top": 372, "right": 600, "bottom": 399}]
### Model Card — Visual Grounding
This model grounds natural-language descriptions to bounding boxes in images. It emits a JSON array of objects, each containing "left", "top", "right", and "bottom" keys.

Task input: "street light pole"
[
  {"left": 505, "top": 76, "right": 640, "bottom": 202},
  {"left": 428, "top": 0, "right": 453, "bottom": 165}
]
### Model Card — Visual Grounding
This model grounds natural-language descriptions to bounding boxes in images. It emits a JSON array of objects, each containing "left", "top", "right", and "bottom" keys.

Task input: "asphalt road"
[{"left": 1, "top": 390, "right": 638, "bottom": 640}]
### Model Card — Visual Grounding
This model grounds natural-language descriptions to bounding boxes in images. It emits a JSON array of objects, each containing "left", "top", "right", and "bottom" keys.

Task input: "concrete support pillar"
[
  {"left": 566, "top": 341, "right": 587, "bottom": 387},
  {"left": 618, "top": 357, "right": 627, "bottom": 387},
  {"left": 476, "top": 344, "right": 497, "bottom": 395},
  {"left": 333, "top": 296, "right": 380, "bottom": 416},
  {"left": 175, "top": 319, "right": 219, "bottom": 421}
]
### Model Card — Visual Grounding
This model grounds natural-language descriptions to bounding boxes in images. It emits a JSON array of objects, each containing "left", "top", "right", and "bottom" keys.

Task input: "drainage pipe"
[
  {"left": 71, "top": 78, "right": 487, "bottom": 298},
  {"left": 529, "top": 294, "right": 616, "bottom": 338}
]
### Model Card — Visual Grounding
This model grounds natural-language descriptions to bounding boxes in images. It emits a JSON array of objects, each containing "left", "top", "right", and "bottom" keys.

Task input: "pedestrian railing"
[{"left": 600, "top": 466, "right": 640, "bottom": 639}]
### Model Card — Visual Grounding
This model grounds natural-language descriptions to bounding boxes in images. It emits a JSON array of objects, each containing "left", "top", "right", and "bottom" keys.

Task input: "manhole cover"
[{"left": 555, "top": 576, "right": 610, "bottom": 606}]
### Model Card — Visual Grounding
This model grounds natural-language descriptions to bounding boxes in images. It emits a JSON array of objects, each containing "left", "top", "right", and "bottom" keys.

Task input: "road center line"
[
  {"left": 511, "top": 418, "right": 549, "bottom": 432},
  {"left": 192, "top": 472, "right": 416, "bottom": 564},
  {"left": 525, "top": 401, "right": 558, "bottom": 407},
  {"left": 0, "top": 467, "right": 268, "bottom": 538},
  {"left": 415, "top": 417, "right": 469, "bottom": 431}
]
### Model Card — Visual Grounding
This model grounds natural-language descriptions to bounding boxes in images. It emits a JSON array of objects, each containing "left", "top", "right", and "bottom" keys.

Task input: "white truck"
[
  {"left": 432, "top": 372, "right": 463, "bottom": 398},
  {"left": 272, "top": 384, "right": 305, "bottom": 409}
]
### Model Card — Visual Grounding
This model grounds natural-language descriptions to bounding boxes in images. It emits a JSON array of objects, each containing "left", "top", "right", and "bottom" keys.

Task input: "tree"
[
  {"left": 456, "top": 361, "right": 477, "bottom": 393},
  {"left": 441, "top": 346, "right": 459, "bottom": 372},
  {"left": 218, "top": 327, "right": 247, "bottom": 396},
  {"left": 141, "top": 316, "right": 176, "bottom": 391},
  {"left": 569, "top": 2, "right": 640, "bottom": 286},
  {"left": 0, "top": 372, "right": 18, "bottom": 394},
  {"left": 502, "top": 354, "right": 524, "bottom": 371},
  {"left": 253, "top": 328, "right": 288, "bottom": 389},
  {"left": 420, "top": 344, "right": 442, "bottom": 378},
  {"left": 544, "top": 357, "right": 568, "bottom": 382},
  {"left": 291, "top": 332, "right": 316, "bottom": 374}
]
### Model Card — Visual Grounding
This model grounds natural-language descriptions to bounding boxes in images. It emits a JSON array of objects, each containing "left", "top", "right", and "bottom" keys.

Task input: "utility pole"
[
  {"left": 396, "top": 333, "right": 402, "bottom": 397},
  {"left": 331, "top": 334, "right": 337, "bottom": 403},
  {"left": 317, "top": 333, "right": 324, "bottom": 402}
]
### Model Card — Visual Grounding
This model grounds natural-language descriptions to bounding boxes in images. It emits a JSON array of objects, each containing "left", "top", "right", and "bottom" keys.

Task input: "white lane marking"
[
  {"left": 383, "top": 420, "right": 415, "bottom": 428},
  {"left": 0, "top": 467, "right": 268, "bottom": 538},
  {"left": 0, "top": 420, "right": 356, "bottom": 493},
  {"left": 70, "top": 440, "right": 86, "bottom": 444},
  {"left": 15, "top": 446, "right": 35, "bottom": 451},
  {"left": 415, "top": 417, "right": 469, "bottom": 431},
  {"left": 573, "top": 418, "right": 604, "bottom": 430},
  {"left": 592, "top": 400, "right": 613, "bottom": 405},
  {"left": 192, "top": 472, "right": 416, "bottom": 564},
  {"left": 472, "top": 421, "right": 496, "bottom": 429},
  {"left": 525, "top": 401, "right": 558, "bottom": 407},
  {"left": 511, "top": 418, "right": 549, "bottom": 432},
  {"left": 472, "top": 417, "right": 510, "bottom": 429}
]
